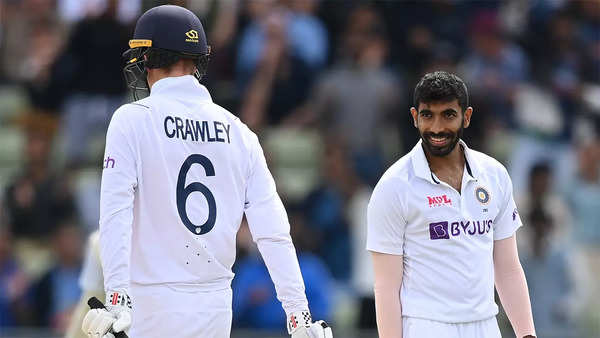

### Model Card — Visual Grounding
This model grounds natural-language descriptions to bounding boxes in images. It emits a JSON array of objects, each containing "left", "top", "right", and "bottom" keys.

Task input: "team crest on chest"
[{"left": 475, "top": 186, "right": 490, "bottom": 205}]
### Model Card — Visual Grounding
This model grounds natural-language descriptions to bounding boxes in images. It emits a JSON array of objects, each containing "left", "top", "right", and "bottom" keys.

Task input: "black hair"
[
  {"left": 145, "top": 48, "right": 187, "bottom": 69},
  {"left": 413, "top": 71, "right": 469, "bottom": 112},
  {"left": 145, "top": 47, "right": 209, "bottom": 77}
]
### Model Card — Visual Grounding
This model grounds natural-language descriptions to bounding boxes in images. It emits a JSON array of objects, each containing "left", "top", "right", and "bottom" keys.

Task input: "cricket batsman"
[{"left": 81, "top": 5, "right": 333, "bottom": 338}]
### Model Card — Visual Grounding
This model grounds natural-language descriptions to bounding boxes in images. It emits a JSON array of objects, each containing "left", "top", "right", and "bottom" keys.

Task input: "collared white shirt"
[
  {"left": 99, "top": 75, "right": 308, "bottom": 315},
  {"left": 367, "top": 139, "right": 522, "bottom": 323}
]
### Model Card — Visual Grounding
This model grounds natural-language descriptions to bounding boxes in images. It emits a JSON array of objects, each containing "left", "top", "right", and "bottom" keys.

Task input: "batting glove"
[
  {"left": 288, "top": 310, "right": 333, "bottom": 338},
  {"left": 82, "top": 291, "right": 132, "bottom": 338}
]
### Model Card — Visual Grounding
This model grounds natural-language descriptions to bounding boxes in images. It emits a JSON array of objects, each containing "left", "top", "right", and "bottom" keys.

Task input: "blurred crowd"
[{"left": 0, "top": 0, "right": 598, "bottom": 337}]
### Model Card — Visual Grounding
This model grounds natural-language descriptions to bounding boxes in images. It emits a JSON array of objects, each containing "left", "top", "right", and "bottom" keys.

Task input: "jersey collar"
[
  {"left": 410, "top": 139, "right": 479, "bottom": 185},
  {"left": 150, "top": 75, "right": 212, "bottom": 102},
  {"left": 461, "top": 140, "right": 480, "bottom": 180}
]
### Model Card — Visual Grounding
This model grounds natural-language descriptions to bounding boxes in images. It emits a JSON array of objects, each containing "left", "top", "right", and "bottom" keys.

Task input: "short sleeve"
[
  {"left": 366, "top": 179, "right": 406, "bottom": 255},
  {"left": 493, "top": 168, "right": 523, "bottom": 240}
]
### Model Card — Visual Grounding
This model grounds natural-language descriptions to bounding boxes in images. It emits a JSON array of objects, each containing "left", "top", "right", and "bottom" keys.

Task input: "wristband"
[
  {"left": 287, "top": 310, "right": 312, "bottom": 334},
  {"left": 106, "top": 291, "right": 132, "bottom": 309}
]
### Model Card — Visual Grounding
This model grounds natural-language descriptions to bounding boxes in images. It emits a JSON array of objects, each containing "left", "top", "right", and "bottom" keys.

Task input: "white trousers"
[
  {"left": 403, "top": 316, "right": 501, "bottom": 338},
  {"left": 129, "top": 284, "right": 233, "bottom": 338}
]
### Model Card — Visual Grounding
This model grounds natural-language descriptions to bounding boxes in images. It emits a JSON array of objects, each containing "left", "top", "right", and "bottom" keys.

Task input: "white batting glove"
[
  {"left": 82, "top": 291, "right": 132, "bottom": 338},
  {"left": 288, "top": 310, "right": 333, "bottom": 338},
  {"left": 82, "top": 308, "right": 116, "bottom": 338}
]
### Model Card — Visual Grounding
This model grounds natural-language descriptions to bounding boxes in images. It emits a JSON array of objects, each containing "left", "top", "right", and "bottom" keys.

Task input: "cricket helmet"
[{"left": 123, "top": 5, "right": 211, "bottom": 100}]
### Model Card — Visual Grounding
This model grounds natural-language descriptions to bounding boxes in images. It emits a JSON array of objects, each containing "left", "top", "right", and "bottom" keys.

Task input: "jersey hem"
[
  {"left": 402, "top": 312, "right": 499, "bottom": 324},
  {"left": 130, "top": 280, "right": 232, "bottom": 293}
]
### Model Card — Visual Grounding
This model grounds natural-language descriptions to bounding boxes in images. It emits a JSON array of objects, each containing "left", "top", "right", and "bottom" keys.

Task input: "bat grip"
[{"left": 87, "top": 297, "right": 129, "bottom": 338}]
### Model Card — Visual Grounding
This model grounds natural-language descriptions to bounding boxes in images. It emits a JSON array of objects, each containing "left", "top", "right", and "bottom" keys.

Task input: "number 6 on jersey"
[{"left": 176, "top": 154, "right": 216, "bottom": 235}]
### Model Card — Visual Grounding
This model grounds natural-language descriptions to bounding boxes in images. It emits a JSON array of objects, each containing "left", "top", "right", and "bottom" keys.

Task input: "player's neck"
[
  {"left": 147, "top": 71, "right": 190, "bottom": 89},
  {"left": 424, "top": 144, "right": 465, "bottom": 174},
  {"left": 147, "top": 64, "right": 195, "bottom": 89}
]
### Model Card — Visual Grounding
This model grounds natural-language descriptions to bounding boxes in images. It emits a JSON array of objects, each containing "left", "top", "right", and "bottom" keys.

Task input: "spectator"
[
  {"left": 22, "top": 21, "right": 67, "bottom": 110},
  {"left": 564, "top": 138, "right": 600, "bottom": 336},
  {"left": 286, "top": 0, "right": 329, "bottom": 70},
  {"left": 65, "top": 231, "right": 104, "bottom": 338},
  {"left": 347, "top": 172, "right": 374, "bottom": 329},
  {"left": 199, "top": 0, "right": 242, "bottom": 109},
  {"left": 57, "top": 0, "right": 141, "bottom": 26},
  {"left": 290, "top": 4, "right": 401, "bottom": 184},
  {"left": 381, "top": 0, "right": 468, "bottom": 83},
  {"left": 4, "top": 112, "right": 75, "bottom": 240},
  {"left": 303, "top": 138, "right": 370, "bottom": 282},
  {"left": 565, "top": 140, "right": 600, "bottom": 320},
  {"left": 566, "top": 140, "right": 600, "bottom": 247},
  {"left": 576, "top": 0, "right": 600, "bottom": 84},
  {"left": 0, "top": 0, "right": 64, "bottom": 83},
  {"left": 508, "top": 11, "right": 583, "bottom": 194},
  {"left": 236, "top": 0, "right": 327, "bottom": 84},
  {"left": 459, "top": 9, "right": 529, "bottom": 128},
  {"left": 0, "top": 226, "right": 29, "bottom": 327},
  {"left": 238, "top": 0, "right": 328, "bottom": 129},
  {"left": 520, "top": 206, "right": 581, "bottom": 338},
  {"left": 28, "top": 218, "right": 83, "bottom": 333},
  {"left": 48, "top": 0, "right": 131, "bottom": 166},
  {"left": 232, "top": 215, "right": 332, "bottom": 330},
  {"left": 516, "top": 162, "right": 572, "bottom": 250}
]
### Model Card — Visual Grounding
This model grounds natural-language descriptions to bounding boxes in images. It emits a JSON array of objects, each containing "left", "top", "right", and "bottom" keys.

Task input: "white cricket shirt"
[
  {"left": 367, "top": 139, "right": 522, "bottom": 323},
  {"left": 99, "top": 75, "right": 308, "bottom": 315}
]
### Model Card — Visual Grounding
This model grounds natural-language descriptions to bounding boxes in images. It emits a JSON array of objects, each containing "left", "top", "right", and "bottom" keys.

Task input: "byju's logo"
[
  {"left": 429, "top": 222, "right": 449, "bottom": 240},
  {"left": 429, "top": 219, "right": 493, "bottom": 240},
  {"left": 427, "top": 195, "right": 452, "bottom": 208}
]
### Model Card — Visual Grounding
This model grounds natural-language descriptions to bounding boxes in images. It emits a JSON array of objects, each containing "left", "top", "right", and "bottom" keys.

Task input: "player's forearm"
[
  {"left": 495, "top": 264, "right": 535, "bottom": 337},
  {"left": 374, "top": 286, "right": 403, "bottom": 338},
  {"left": 99, "top": 184, "right": 135, "bottom": 293},
  {"left": 494, "top": 236, "right": 536, "bottom": 338},
  {"left": 244, "top": 138, "right": 309, "bottom": 314},
  {"left": 99, "top": 207, "right": 133, "bottom": 293},
  {"left": 371, "top": 252, "right": 404, "bottom": 338},
  {"left": 256, "top": 235, "right": 309, "bottom": 314}
]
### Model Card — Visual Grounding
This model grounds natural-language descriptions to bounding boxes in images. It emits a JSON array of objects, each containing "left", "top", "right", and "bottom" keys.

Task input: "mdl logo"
[{"left": 427, "top": 194, "right": 452, "bottom": 208}]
